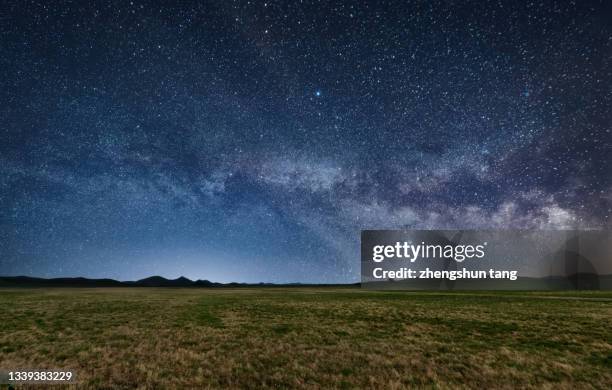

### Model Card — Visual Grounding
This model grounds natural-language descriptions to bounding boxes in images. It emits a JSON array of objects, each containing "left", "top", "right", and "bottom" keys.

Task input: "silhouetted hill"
[
  {"left": 0, "top": 275, "right": 359, "bottom": 288},
  {"left": 133, "top": 276, "right": 195, "bottom": 287},
  {"left": 0, "top": 276, "right": 125, "bottom": 287}
]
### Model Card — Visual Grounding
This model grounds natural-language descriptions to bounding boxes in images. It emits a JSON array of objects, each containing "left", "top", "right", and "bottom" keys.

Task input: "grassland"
[{"left": 1, "top": 288, "right": 611, "bottom": 389}]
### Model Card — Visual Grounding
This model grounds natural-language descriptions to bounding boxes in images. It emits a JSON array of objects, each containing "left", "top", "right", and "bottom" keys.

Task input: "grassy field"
[{"left": 1, "top": 288, "right": 611, "bottom": 389}]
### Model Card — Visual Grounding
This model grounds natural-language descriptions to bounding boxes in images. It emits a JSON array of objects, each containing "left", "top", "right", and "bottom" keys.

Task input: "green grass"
[{"left": 1, "top": 288, "right": 611, "bottom": 389}]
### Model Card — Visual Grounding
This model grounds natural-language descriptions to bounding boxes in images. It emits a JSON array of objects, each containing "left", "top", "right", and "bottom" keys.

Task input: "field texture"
[{"left": 1, "top": 288, "right": 611, "bottom": 389}]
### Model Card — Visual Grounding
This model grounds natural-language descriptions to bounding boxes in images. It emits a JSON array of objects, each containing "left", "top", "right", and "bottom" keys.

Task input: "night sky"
[{"left": 1, "top": 1, "right": 611, "bottom": 283}]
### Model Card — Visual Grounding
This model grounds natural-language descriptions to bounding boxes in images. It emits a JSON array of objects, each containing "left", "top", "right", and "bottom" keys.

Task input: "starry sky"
[{"left": 1, "top": 0, "right": 611, "bottom": 283}]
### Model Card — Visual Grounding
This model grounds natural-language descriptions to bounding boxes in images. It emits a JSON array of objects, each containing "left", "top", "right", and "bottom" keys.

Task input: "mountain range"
[{"left": 0, "top": 275, "right": 358, "bottom": 288}]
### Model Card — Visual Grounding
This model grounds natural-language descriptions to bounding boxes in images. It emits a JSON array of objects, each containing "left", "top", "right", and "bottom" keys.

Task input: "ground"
[{"left": 1, "top": 288, "right": 611, "bottom": 389}]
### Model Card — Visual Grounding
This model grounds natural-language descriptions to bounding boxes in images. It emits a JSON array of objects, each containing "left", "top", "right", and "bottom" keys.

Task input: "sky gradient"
[{"left": 1, "top": 0, "right": 611, "bottom": 282}]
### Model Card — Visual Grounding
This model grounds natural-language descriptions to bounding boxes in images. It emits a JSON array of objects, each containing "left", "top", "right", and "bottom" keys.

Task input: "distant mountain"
[
  {"left": 133, "top": 276, "right": 194, "bottom": 287},
  {"left": 0, "top": 276, "right": 125, "bottom": 287},
  {"left": 0, "top": 275, "right": 359, "bottom": 288}
]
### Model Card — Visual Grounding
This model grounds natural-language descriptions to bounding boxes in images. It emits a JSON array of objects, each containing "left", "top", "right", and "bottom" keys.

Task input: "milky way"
[{"left": 1, "top": 1, "right": 611, "bottom": 282}]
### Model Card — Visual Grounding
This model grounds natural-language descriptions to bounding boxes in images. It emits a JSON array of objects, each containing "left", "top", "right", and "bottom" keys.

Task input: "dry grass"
[{"left": 1, "top": 288, "right": 611, "bottom": 389}]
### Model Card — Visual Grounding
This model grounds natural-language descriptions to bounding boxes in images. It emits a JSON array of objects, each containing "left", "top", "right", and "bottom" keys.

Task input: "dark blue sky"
[{"left": 1, "top": 0, "right": 611, "bottom": 282}]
